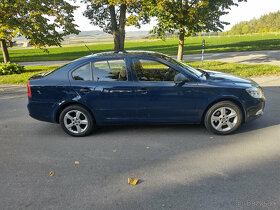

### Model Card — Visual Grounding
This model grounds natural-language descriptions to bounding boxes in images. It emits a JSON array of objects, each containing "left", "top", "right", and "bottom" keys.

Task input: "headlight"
[{"left": 246, "top": 87, "right": 264, "bottom": 99}]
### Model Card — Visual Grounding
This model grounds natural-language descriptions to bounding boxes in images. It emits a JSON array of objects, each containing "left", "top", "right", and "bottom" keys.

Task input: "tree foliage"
[
  {"left": 144, "top": 0, "right": 246, "bottom": 60},
  {"left": 0, "top": 0, "right": 80, "bottom": 63},
  {"left": 83, "top": 0, "right": 149, "bottom": 34},
  {"left": 226, "top": 11, "right": 280, "bottom": 35},
  {"left": 82, "top": 0, "right": 150, "bottom": 52}
]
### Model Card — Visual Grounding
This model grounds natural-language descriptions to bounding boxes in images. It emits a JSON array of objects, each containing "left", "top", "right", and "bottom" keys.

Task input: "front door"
[{"left": 131, "top": 58, "right": 198, "bottom": 123}]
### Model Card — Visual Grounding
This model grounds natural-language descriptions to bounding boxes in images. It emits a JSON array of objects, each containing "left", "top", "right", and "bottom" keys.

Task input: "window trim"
[{"left": 92, "top": 58, "right": 128, "bottom": 82}]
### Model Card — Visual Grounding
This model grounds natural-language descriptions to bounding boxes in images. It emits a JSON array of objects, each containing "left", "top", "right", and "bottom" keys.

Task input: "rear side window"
[
  {"left": 93, "top": 59, "right": 127, "bottom": 81},
  {"left": 72, "top": 63, "right": 92, "bottom": 81}
]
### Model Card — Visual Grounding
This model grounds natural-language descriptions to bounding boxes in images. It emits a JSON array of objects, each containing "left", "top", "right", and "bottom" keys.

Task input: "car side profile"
[{"left": 27, "top": 51, "right": 265, "bottom": 136}]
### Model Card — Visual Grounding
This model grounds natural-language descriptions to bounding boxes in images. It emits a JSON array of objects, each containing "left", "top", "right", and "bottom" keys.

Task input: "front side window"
[
  {"left": 93, "top": 59, "right": 127, "bottom": 82},
  {"left": 72, "top": 63, "right": 92, "bottom": 81},
  {"left": 161, "top": 55, "right": 202, "bottom": 78},
  {"left": 132, "top": 59, "right": 180, "bottom": 82}
]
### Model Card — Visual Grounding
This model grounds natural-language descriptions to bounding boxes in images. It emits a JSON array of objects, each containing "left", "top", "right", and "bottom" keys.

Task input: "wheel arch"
[
  {"left": 55, "top": 102, "right": 96, "bottom": 124},
  {"left": 201, "top": 97, "right": 246, "bottom": 124}
]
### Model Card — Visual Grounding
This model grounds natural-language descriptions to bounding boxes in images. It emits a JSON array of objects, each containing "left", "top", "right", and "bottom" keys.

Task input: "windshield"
[{"left": 162, "top": 55, "right": 203, "bottom": 77}]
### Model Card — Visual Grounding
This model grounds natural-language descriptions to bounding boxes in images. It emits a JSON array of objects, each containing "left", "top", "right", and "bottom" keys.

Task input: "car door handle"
[
  {"left": 136, "top": 88, "right": 148, "bottom": 94},
  {"left": 108, "top": 89, "right": 133, "bottom": 93},
  {"left": 80, "top": 88, "right": 91, "bottom": 93}
]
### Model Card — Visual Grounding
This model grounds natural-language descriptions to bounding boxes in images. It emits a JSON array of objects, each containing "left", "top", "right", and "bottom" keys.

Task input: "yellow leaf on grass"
[{"left": 128, "top": 177, "right": 138, "bottom": 185}]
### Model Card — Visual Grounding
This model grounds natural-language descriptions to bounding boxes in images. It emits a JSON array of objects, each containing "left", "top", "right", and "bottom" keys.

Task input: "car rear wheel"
[
  {"left": 204, "top": 101, "right": 243, "bottom": 135},
  {"left": 59, "top": 105, "right": 95, "bottom": 137}
]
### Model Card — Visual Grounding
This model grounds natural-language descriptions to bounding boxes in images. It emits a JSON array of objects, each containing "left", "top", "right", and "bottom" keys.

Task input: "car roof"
[
  {"left": 85, "top": 50, "right": 168, "bottom": 59},
  {"left": 62, "top": 51, "right": 170, "bottom": 71}
]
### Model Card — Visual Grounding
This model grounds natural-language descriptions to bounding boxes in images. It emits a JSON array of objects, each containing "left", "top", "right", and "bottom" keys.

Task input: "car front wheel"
[
  {"left": 59, "top": 105, "right": 95, "bottom": 137},
  {"left": 204, "top": 101, "right": 243, "bottom": 135}
]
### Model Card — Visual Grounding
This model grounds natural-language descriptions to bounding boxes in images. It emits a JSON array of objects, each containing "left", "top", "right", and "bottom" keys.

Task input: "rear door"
[{"left": 70, "top": 57, "right": 137, "bottom": 123}]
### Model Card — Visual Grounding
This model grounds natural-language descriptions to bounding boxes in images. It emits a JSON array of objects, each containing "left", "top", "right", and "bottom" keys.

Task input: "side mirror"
[{"left": 174, "top": 73, "right": 189, "bottom": 85}]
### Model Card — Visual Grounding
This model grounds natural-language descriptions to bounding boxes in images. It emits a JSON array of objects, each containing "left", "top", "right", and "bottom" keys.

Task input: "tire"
[
  {"left": 204, "top": 101, "right": 243, "bottom": 135},
  {"left": 59, "top": 105, "right": 95, "bottom": 137}
]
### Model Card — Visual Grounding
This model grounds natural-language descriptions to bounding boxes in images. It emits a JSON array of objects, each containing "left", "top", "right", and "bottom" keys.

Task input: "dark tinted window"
[
  {"left": 132, "top": 59, "right": 180, "bottom": 82},
  {"left": 93, "top": 59, "right": 127, "bottom": 82},
  {"left": 72, "top": 63, "right": 92, "bottom": 81}
]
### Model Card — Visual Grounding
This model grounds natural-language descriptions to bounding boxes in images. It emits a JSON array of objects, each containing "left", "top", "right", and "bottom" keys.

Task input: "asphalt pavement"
[{"left": 0, "top": 76, "right": 280, "bottom": 209}]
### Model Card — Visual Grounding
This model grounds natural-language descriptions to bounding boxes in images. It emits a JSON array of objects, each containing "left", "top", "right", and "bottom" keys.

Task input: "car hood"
[{"left": 202, "top": 70, "right": 257, "bottom": 85}]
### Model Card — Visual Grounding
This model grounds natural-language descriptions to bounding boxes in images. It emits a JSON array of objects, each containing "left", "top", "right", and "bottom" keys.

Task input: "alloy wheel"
[
  {"left": 63, "top": 110, "right": 89, "bottom": 134},
  {"left": 210, "top": 107, "right": 238, "bottom": 132}
]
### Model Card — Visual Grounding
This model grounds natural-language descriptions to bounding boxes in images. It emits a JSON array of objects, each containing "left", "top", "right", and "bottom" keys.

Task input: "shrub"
[{"left": 0, "top": 62, "right": 25, "bottom": 75}]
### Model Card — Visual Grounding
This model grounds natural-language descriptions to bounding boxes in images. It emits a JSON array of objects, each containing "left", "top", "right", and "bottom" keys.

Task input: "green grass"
[
  {"left": 187, "top": 61, "right": 280, "bottom": 77},
  {"left": 0, "top": 66, "right": 59, "bottom": 85},
  {"left": 1, "top": 61, "right": 279, "bottom": 85},
  {"left": 1, "top": 33, "right": 280, "bottom": 62}
]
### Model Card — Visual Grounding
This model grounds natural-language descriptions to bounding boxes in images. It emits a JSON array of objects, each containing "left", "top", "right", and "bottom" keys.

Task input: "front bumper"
[{"left": 245, "top": 99, "right": 265, "bottom": 122}]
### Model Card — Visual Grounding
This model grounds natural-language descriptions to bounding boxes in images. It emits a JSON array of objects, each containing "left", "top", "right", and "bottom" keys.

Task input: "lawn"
[
  {"left": 1, "top": 61, "right": 279, "bottom": 85},
  {"left": 187, "top": 61, "right": 280, "bottom": 77},
  {"left": 1, "top": 33, "right": 280, "bottom": 62},
  {"left": 0, "top": 66, "right": 59, "bottom": 85}
]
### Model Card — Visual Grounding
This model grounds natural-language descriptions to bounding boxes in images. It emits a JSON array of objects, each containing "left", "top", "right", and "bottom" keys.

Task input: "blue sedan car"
[{"left": 27, "top": 51, "right": 265, "bottom": 136}]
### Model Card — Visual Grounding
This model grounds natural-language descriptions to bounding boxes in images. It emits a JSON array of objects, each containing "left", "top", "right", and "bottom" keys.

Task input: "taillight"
[{"left": 27, "top": 80, "right": 32, "bottom": 98}]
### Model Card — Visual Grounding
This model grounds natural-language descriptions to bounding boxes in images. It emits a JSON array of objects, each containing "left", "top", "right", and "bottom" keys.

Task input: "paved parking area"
[{"left": 0, "top": 77, "right": 280, "bottom": 209}]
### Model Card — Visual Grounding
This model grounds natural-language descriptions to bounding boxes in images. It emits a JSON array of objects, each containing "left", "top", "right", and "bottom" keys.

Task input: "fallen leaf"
[
  {"left": 113, "top": 149, "right": 117, "bottom": 152},
  {"left": 49, "top": 171, "right": 55, "bottom": 176},
  {"left": 146, "top": 146, "right": 150, "bottom": 149},
  {"left": 128, "top": 177, "right": 138, "bottom": 185},
  {"left": 74, "top": 161, "right": 79, "bottom": 165}
]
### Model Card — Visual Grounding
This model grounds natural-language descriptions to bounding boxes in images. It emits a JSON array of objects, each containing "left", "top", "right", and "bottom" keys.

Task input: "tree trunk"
[
  {"left": 108, "top": 5, "right": 120, "bottom": 52},
  {"left": 1, "top": 39, "right": 10, "bottom": 63},
  {"left": 112, "top": 31, "right": 120, "bottom": 53},
  {"left": 119, "top": 4, "right": 127, "bottom": 52},
  {"left": 177, "top": 28, "right": 185, "bottom": 60}
]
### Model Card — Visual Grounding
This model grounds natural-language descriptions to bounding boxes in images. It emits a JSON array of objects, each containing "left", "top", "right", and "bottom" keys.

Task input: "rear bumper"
[
  {"left": 27, "top": 102, "right": 56, "bottom": 123},
  {"left": 245, "top": 99, "right": 265, "bottom": 122}
]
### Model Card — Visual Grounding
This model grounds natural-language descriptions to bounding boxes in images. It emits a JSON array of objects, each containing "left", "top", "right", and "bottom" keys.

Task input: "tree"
[
  {"left": 0, "top": 0, "right": 79, "bottom": 63},
  {"left": 145, "top": 0, "right": 246, "bottom": 60},
  {"left": 242, "top": 24, "right": 249, "bottom": 34},
  {"left": 82, "top": 0, "right": 149, "bottom": 52},
  {"left": 227, "top": 11, "right": 280, "bottom": 35}
]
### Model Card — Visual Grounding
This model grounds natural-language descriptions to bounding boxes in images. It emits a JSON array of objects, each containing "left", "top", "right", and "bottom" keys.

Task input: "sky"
[{"left": 70, "top": 0, "right": 280, "bottom": 32}]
